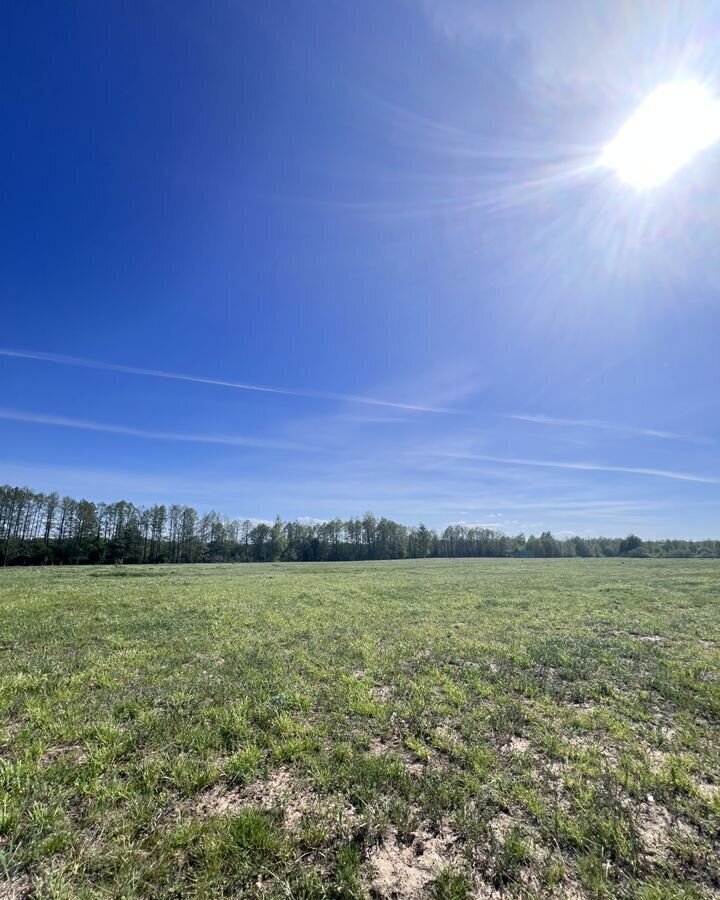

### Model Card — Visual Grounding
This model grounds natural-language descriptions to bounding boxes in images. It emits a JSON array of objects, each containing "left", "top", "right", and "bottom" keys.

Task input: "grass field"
[{"left": 1, "top": 559, "right": 719, "bottom": 899}]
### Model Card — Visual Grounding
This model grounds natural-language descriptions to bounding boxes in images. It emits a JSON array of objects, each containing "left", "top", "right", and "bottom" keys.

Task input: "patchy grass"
[{"left": 1, "top": 558, "right": 719, "bottom": 898}]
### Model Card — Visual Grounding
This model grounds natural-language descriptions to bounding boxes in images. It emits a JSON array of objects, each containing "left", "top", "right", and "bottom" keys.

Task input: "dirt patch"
[
  {"left": 611, "top": 631, "right": 667, "bottom": 644},
  {"left": 696, "top": 780, "right": 720, "bottom": 801},
  {"left": 486, "top": 811, "right": 541, "bottom": 854},
  {"left": 487, "top": 812, "right": 517, "bottom": 843},
  {"left": 566, "top": 733, "right": 618, "bottom": 765},
  {"left": 191, "top": 783, "right": 250, "bottom": 818},
  {"left": 372, "top": 685, "right": 394, "bottom": 703},
  {"left": 636, "top": 801, "right": 695, "bottom": 859},
  {"left": 472, "top": 888, "right": 505, "bottom": 899},
  {"left": 368, "top": 737, "right": 426, "bottom": 776},
  {"left": 507, "top": 736, "right": 530, "bottom": 754},
  {"left": 368, "top": 823, "right": 460, "bottom": 899},
  {"left": 647, "top": 724, "right": 676, "bottom": 745},
  {"left": 0, "top": 875, "right": 31, "bottom": 900},
  {"left": 0, "top": 720, "right": 24, "bottom": 754},
  {"left": 637, "top": 801, "right": 672, "bottom": 858},
  {"left": 539, "top": 881, "right": 588, "bottom": 900},
  {"left": 368, "top": 737, "right": 396, "bottom": 759},
  {"left": 187, "top": 768, "right": 361, "bottom": 834},
  {"left": 567, "top": 700, "right": 596, "bottom": 711},
  {"left": 41, "top": 744, "right": 87, "bottom": 765},
  {"left": 645, "top": 748, "right": 672, "bottom": 773},
  {"left": 431, "top": 724, "right": 464, "bottom": 756},
  {"left": 190, "top": 767, "right": 315, "bottom": 828}
]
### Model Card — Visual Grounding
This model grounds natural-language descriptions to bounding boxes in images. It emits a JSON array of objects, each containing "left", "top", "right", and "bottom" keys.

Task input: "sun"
[{"left": 601, "top": 81, "right": 720, "bottom": 190}]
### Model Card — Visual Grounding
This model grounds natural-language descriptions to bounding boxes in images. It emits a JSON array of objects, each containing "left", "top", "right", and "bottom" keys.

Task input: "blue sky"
[{"left": 2, "top": 0, "right": 719, "bottom": 538}]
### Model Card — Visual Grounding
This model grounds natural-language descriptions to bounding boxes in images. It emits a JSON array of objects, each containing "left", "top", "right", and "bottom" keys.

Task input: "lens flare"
[{"left": 601, "top": 82, "right": 720, "bottom": 189}]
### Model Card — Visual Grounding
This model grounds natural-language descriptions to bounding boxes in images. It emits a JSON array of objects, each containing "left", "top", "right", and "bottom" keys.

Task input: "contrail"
[
  {"left": 437, "top": 451, "right": 720, "bottom": 485},
  {"left": 0, "top": 349, "right": 453, "bottom": 414},
  {"left": 0, "top": 408, "right": 312, "bottom": 452},
  {"left": 505, "top": 413, "right": 711, "bottom": 444}
]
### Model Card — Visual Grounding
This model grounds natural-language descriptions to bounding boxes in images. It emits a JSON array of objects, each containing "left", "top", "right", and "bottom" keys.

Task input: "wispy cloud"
[
  {"left": 506, "top": 413, "right": 711, "bottom": 444},
  {"left": 422, "top": 0, "right": 524, "bottom": 44},
  {"left": 0, "top": 408, "right": 312, "bottom": 452},
  {"left": 334, "top": 414, "right": 411, "bottom": 425},
  {"left": 447, "top": 519, "right": 523, "bottom": 530},
  {"left": 436, "top": 451, "right": 720, "bottom": 485},
  {"left": 421, "top": 0, "right": 717, "bottom": 90},
  {"left": 4, "top": 454, "right": 719, "bottom": 539},
  {"left": 0, "top": 348, "right": 454, "bottom": 414}
]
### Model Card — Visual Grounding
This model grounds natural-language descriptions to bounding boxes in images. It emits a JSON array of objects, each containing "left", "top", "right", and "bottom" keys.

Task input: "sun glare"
[{"left": 601, "top": 81, "right": 720, "bottom": 190}]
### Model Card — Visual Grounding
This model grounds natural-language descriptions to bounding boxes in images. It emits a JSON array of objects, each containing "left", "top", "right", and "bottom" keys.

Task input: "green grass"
[{"left": 1, "top": 558, "right": 719, "bottom": 899}]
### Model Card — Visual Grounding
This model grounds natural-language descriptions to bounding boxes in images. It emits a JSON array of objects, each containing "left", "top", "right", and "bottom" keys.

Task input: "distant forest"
[{"left": 1, "top": 484, "right": 718, "bottom": 566}]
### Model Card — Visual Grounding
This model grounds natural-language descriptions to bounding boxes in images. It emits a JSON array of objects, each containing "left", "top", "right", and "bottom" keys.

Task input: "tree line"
[{"left": 1, "top": 484, "right": 717, "bottom": 566}]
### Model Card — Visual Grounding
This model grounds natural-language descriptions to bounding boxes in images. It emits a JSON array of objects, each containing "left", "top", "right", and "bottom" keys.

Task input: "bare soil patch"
[
  {"left": 696, "top": 780, "right": 720, "bottom": 801},
  {"left": 189, "top": 767, "right": 316, "bottom": 828},
  {"left": 368, "top": 737, "right": 426, "bottom": 775},
  {"left": 636, "top": 800, "right": 695, "bottom": 858},
  {"left": 611, "top": 630, "right": 667, "bottom": 644},
  {"left": 368, "top": 823, "right": 460, "bottom": 899},
  {"left": 372, "top": 684, "right": 394, "bottom": 703},
  {"left": 41, "top": 744, "right": 87, "bottom": 765},
  {"left": 0, "top": 876, "right": 31, "bottom": 900}
]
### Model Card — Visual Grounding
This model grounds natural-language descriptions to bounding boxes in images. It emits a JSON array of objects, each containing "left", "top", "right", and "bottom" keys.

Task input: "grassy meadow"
[{"left": 1, "top": 558, "right": 719, "bottom": 899}]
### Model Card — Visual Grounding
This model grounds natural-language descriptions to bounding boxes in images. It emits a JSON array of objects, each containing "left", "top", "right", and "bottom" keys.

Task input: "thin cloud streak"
[
  {"left": 437, "top": 451, "right": 720, "bottom": 485},
  {"left": 0, "top": 349, "right": 454, "bottom": 414},
  {"left": 0, "top": 408, "right": 312, "bottom": 452},
  {"left": 506, "top": 413, "right": 711, "bottom": 443}
]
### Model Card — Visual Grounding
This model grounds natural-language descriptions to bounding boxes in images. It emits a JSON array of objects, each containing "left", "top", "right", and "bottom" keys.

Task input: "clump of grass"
[
  {"left": 491, "top": 824, "right": 533, "bottom": 887},
  {"left": 432, "top": 867, "right": 472, "bottom": 899}
]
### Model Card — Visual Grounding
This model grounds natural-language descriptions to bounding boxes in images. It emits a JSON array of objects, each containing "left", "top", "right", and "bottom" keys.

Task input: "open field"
[{"left": 1, "top": 559, "right": 719, "bottom": 899}]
